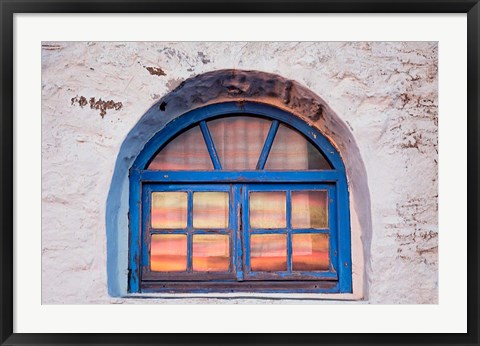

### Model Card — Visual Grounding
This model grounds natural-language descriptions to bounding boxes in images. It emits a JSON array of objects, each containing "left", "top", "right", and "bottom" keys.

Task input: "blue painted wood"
[
  {"left": 128, "top": 101, "right": 352, "bottom": 294},
  {"left": 337, "top": 175, "right": 353, "bottom": 293},
  {"left": 187, "top": 190, "right": 193, "bottom": 229},
  {"left": 289, "top": 229, "right": 330, "bottom": 234},
  {"left": 248, "top": 229, "right": 288, "bottom": 234},
  {"left": 199, "top": 121, "right": 222, "bottom": 170},
  {"left": 141, "top": 281, "right": 341, "bottom": 294},
  {"left": 233, "top": 185, "right": 243, "bottom": 281},
  {"left": 128, "top": 169, "right": 141, "bottom": 293},
  {"left": 244, "top": 183, "right": 333, "bottom": 191},
  {"left": 245, "top": 270, "right": 338, "bottom": 280},
  {"left": 146, "top": 183, "right": 231, "bottom": 192},
  {"left": 242, "top": 185, "right": 250, "bottom": 273},
  {"left": 187, "top": 191, "right": 193, "bottom": 272},
  {"left": 286, "top": 190, "right": 292, "bottom": 230},
  {"left": 141, "top": 184, "right": 151, "bottom": 268},
  {"left": 327, "top": 185, "right": 339, "bottom": 274},
  {"left": 139, "top": 170, "right": 340, "bottom": 183},
  {"left": 286, "top": 190, "right": 292, "bottom": 272},
  {"left": 256, "top": 120, "right": 279, "bottom": 169},
  {"left": 150, "top": 229, "right": 229, "bottom": 235}
]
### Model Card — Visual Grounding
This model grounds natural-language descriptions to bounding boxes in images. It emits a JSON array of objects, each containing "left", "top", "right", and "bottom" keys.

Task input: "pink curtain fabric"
[
  {"left": 147, "top": 116, "right": 329, "bottom": 171},
  {"left": 207, "top": 116, "right": 272, "bottom": 170},
  {"left": 148, "top": 126, "right": 213, "bottom": 170}
]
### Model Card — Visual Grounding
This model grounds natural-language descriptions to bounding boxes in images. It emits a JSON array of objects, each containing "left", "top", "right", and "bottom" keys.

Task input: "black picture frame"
[{"left": 1, "top": 1, "right": 478, "bottom": 345}]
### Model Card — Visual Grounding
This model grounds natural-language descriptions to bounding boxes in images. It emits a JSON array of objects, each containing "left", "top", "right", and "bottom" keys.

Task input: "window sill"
[
  {"left": 122, "top": 291, "right": 364, "bottom": 301},
  {"left": 139, "top": 280, "right": 341, "bottom": 293}
]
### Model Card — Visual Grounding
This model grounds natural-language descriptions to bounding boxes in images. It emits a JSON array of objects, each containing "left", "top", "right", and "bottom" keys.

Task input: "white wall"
[{"left": 41, "top": 41, "right": 438, "bottom": 304}]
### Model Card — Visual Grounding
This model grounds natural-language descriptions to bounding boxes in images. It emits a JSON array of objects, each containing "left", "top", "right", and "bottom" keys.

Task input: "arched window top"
[
  {"left": 147, "top": 114, "right": 332, "bottom": 171},
  {"left": 135, "top": 102, "right": 344, "bottom": 173},
  {"left": 128, "top": 101, "right": 352, "bottom": 294}
]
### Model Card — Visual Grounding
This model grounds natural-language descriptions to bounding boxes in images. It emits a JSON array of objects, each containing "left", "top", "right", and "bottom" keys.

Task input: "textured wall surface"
[{"left": 42, "top": 42, "right": 438, "bottom": 304}]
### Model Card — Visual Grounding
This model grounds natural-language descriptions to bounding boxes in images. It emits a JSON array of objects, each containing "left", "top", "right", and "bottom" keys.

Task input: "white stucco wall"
[{"left": 41, "top": 41, "right": 438, "bottom": 304}]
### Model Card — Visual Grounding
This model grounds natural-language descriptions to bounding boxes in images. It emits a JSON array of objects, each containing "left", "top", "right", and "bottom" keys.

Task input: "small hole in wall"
[{"left": 159, "top": 102, "right": 167, "bottom": 111}]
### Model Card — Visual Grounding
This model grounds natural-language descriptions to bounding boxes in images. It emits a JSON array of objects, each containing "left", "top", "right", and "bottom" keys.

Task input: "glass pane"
[
  {"left": 147, "top": 126, "right": 214, "bottom": 170},
  {"left": 249, "top": 192, "right": 286, "bottom": 229},
  {"left": 151, "top": 192, "right": 187, "bottom": 229},
  {"left": 193, "top": 192, "right": 229, "bottom": 229},
  {"left": 265, "top": 124, "right": 332, "bottom": 170},
  {"left": 291, "top": 190, "right": 328, "bottom": 229},
  {"left": 250, "top": 234, "right": 287, "bottom": 271},
  {"left": 292, "top": 233, "right": 329, "bottom": 271},
  {"left": 192, "top": 234, "right": 230, "bottom": 272},
  {"left": 150, "top": 234, "right": 187, "bottom": 272},
  {"left": 208, "top": 116, "right": 271, "bottom": 170}
]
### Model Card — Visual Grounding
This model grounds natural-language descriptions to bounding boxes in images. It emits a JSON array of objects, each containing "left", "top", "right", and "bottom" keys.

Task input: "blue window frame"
[
  {"left": 242, "top": 184, "right": 338, "bottom": 282},
  {"left": 128, "top": 102, "right": 352, "bottom": 294}
]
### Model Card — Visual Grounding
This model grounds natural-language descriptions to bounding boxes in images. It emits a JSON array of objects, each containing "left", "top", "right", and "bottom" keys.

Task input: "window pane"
[
  {"left": 265, "top": 124, "right": 332, "bottom": 170},
  {"left": 147, "top": 126, "right": 214, "bottom": 170},
  {"left": 151, "top": 192, "right": 187, "bottom": 229},
  {"left": 193, "top": 192, "right": 229, "bottom": 229},
  {"left": 249, "top": 192, "right": 286, "bottom": 229},
  {"left": 192, "top": 234, "right": 230, "bottom": 272},
  {"left": 291, "top": 190, "right": 328, "bottom": 229},
  {"left": 292, "top": 233, "right": 329, "bottom": 271},
  {"left": 150, "top": 234, "right": 187, "bottom": 272},
  {"left": 250, "top": 234, "right": 287, "bottom": 271},
  {"left": 208, "top": 116, "right": 271, "bottom": 170}
]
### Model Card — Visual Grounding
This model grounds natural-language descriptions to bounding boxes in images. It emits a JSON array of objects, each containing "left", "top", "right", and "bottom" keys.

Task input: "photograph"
[{"left": 41, "top": 41, "right": 439, "bottom": 304}]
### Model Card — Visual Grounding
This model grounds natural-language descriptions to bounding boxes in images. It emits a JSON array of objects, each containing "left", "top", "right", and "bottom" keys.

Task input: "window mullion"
[
  {"left": 199, "top": 121, "right": 222, "bottom": 170},
  {"left": 187, "top": 191, "right": 193, "bottom": 272},
  {"left": 286, "top": 190, "right": 292, "bottom": 273},
  {"left": 256, "top": 120, "right": 279, "bottom": 170},
  {"left": 233, "top": 185, "right": 244, "bottom": 281}
]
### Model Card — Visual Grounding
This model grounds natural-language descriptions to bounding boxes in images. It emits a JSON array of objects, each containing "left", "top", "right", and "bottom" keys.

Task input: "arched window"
[{"left": 128, "top": 102, "right": 352, "bottom": 293}]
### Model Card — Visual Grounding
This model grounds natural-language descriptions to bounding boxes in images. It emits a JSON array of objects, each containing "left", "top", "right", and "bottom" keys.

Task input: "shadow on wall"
[{"left": 105, "top": 69, "right": 372, "bottom": 297}]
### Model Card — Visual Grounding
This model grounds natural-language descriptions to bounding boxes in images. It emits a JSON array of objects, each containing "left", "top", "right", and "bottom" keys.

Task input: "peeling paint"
[
  {"left": 71, "top": 95, "right": 123, "bottom": 118},
  {"left": 144, "top": 66, "right": 166, "bottom": 76}
]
